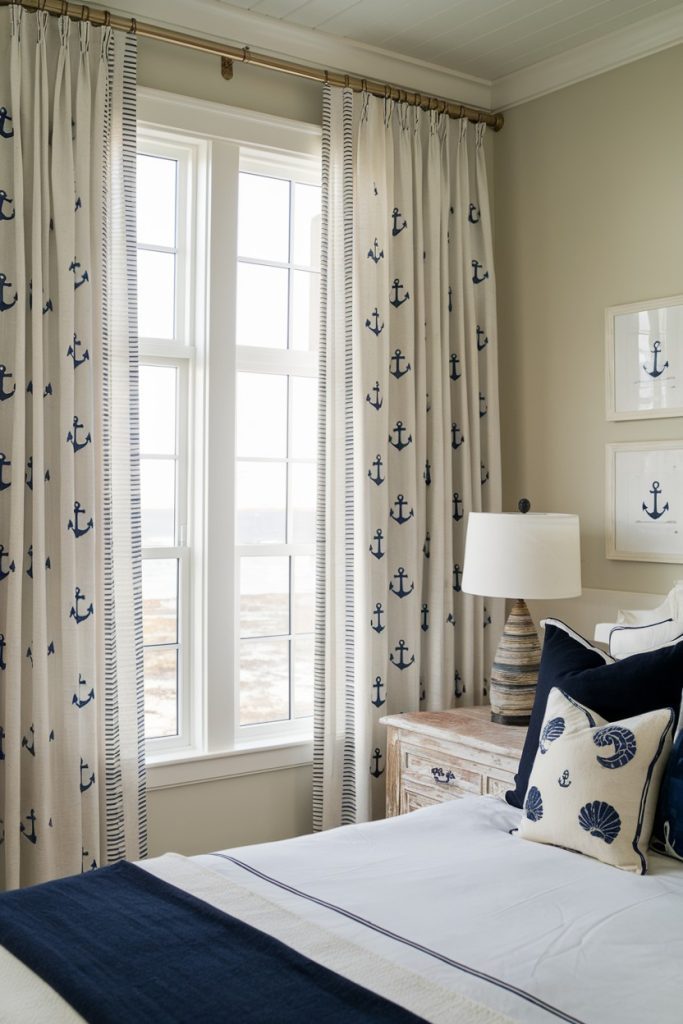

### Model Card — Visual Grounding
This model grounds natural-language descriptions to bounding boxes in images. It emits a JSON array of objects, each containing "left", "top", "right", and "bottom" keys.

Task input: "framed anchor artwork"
[
  {"left": 606, "top": 441, "right": 683, "bottom": 562},
  {"left": 606, "top": 294, "right": 683, "bottom": 420}
]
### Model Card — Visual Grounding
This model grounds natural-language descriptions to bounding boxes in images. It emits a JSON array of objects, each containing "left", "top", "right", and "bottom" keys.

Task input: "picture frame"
[
  {"left": 605, "top": 294, "right": 683, "bottom": 421},
  {"left": 606, "top": 441, "right": 683, "bottom": 562}
]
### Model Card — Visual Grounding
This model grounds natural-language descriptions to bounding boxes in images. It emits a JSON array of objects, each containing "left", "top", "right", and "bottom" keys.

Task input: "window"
[{"left": 137, "top": 97, "right": 321, "bottom": 765}]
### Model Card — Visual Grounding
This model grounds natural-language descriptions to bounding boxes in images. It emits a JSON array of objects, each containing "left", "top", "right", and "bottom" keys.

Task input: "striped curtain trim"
[
  {"left": 312, "top": 86, "right": 331, "bottom": 832},
  {"left": 340, "top": 87, "right": 355, "bottom": 826},
  {"left": 122, "top": 32, "right": 147, "bottom": 859}
]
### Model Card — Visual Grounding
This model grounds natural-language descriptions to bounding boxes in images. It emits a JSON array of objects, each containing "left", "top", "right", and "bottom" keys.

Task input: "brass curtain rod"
[{"left": 1, "top": 0, "right": 504, "bottom": 130}]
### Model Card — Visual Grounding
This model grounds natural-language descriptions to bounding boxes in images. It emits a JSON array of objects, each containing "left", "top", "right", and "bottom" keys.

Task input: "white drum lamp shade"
[{"left": 462, "top": 512, "right": 582, "bottom": 725}]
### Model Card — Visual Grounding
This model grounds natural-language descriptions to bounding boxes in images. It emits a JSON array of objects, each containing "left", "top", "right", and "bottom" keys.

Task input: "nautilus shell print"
[
  {"left": 539, "top": 717, "right": 565, "bottom": 754},
  {"left": 593, "top": 726, "right": 637, "bottom": 769},
  {"left": 525, "top": 786, "right": 544, "bottom": 822},
  {"left": 578, "top": 801, "right": 622, "bottom": 844}
]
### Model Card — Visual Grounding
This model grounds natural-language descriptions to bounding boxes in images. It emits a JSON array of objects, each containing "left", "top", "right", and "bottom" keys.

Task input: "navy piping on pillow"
[
  {"left": 608, "top": 618, "right": 673, "bottom": 637},
  {"left": 541, "top": 619, "right": 613, "bottom": 662},
  {"left": 631, "top": 707, "right": 675, "bottom": 874},
  {"left": 505, "top": 619, "right": 683, "bottom": 810},
  {"left": 561, "top": 691, "right": 597, "bottom": 728}
]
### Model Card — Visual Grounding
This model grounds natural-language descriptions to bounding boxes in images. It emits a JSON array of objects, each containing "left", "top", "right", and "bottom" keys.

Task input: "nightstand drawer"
[
  {"left": 382, "top": 708, "right": 526, "bottom": 818},
  {"left": 400, "top": 783, "right": 443, "bottom": 814},
  {"left": 403, "top": 744, "right": 483, "bottom": 797},
  {"left": 485, "top": 774, "right": 514, "bottom": 799}
]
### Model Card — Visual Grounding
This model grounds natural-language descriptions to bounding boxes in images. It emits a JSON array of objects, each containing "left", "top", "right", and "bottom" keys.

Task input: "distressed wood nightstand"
[{"left": 380, "top": 707, "right": 527, "bottom": 817}]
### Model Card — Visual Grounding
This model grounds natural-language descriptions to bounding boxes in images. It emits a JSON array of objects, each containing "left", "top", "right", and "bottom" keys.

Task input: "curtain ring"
[
  {"left": 243, "top": 45, "right": 251, "bottom": 62},
  {"left": 323, "top": 69, "right": 328, "bottom": 83},
  {"left": 344, "top": 74, "right": 350, "bottom": 88},
  {"left": 61, "top": 1, "right": 68, "bottom": 16},
  {"left": 361, "top": 78, "right": 367, "bottom": 93},
  {"left": 40, "top": 0, "right": 48, "bottom": 11},
  {"left": 129, "top": 16, "right": 137, "bottom": 34},
  {"left": 103, "top": 10, "right": 110, "bottom": 26},
  {"left": 81, "top": 5, "right": 89, "bottom": 22}
]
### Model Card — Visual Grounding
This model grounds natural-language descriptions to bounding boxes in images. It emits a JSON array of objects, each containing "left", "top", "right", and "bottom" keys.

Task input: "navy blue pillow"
[
  {"left": 651, "top": 730, "right": 683, "bottom": 861},
  {"left": 505, "top": 619, "right": 683, "bottom": 809}
]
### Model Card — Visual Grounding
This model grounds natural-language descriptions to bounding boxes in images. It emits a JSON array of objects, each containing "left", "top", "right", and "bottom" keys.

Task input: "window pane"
[
  {"left": 240, "top": 638, "right": 290, "bottom": 725},
  {"left": 292, "top": 555, "right": 314, "bottom": 634},
  {"left": 238, "top": 173, "right": 290, "bottom": 263},
  {"left": 141, "top": 458, "right": 176, "bottom": 546},
  {"left": 138, "top": 249, "right": 175, "bottom": 340},
  {"left": 140, "top": 365, "right": 177, "bottom": 456},
  {"left": 290, "top": 463, "right": 315, "bottom": 544},
  {"left": 290, "top": 270, "right": 319, "bottom": 352},
  {"left": 144, "top": 646, "right": 178, "bottom": 738},
  {"left": 137, "top": 155, "right": 177, "bottom": 248},
  {"left": 240, "top": 555, "right": 289, "bottom": 638},
  {"left": 236, "top": 461, "right": 286, "bottom": 545},
  {"left": 290, "top": 377, "right": 317, "bottom": 460},
  {"left": 292, "top": 183, "right": 320, "bottom": 268},
  {"left": 236, "top": 263, "right": 288, "bottom": 349},
  {"left": 143, "top": 559, "right": 178, "bottom": 645},
  {"left": 236, "top": 372, "right": 287, "bottom": 459},
  {"left": 293, "top": 636, "right": 313, "bottom": 719}
]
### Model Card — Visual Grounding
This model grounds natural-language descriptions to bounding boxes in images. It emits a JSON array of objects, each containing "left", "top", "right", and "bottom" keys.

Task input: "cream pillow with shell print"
[{"left": 518, "top": 688, "right": 675, "bottom": 874}]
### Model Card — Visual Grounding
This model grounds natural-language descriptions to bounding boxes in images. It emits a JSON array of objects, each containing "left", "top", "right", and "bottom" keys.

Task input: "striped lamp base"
[{"left": 489, "top": 598, "right": 541, "bottom": 726}]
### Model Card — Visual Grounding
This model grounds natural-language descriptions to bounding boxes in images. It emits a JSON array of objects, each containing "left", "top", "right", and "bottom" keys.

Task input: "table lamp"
[{"left": 461, "top": 502, "right": 581, "bottom": 725}]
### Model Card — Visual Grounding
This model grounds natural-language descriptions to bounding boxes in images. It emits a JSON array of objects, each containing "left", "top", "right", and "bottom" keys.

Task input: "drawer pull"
[{"left": 431, "top": 767, "right": 456, "bottom": 785}]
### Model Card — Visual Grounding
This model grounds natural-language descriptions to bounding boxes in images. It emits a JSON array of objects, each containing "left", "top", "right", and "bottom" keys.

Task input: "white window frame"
[{"left": 138, "top": 89, "right": 321, "bottom": 785}]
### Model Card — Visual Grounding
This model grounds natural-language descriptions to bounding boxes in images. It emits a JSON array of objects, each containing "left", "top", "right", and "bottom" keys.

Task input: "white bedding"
[{"left": 2, "top": 795, "right": 683, "bottom": 1023}]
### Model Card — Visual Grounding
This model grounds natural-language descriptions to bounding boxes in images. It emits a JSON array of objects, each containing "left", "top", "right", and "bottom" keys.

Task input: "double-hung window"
[{"left": 137, "top": 93, "right": 321, "bottom": 771}]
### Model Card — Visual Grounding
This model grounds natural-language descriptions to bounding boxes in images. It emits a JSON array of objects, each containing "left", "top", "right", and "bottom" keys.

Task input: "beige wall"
[
  {"left": 138, "top": 37, "right": 322, "bottom": 125},
  {"left": 147, "top": 765, "right": 312, "bottom": 858},
  {"left": 139, "top": 38, "right": 317, "bottom": 859},
  {"left": 494, "top": 44, "right": 683, "bottom": 596}
]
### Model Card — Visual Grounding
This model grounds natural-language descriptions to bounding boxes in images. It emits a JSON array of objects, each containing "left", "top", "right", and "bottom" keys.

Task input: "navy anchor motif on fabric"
[{"left": 358, "top": 104, "right": 499, "bottom": 812}]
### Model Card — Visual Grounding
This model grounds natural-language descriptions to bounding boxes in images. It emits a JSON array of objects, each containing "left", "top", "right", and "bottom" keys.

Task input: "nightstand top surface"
[{"left": 379, "top": 705, "right": 526, "bottom": 757}]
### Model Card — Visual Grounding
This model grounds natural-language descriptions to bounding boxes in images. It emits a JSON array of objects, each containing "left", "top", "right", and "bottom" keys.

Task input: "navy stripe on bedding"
[
  {"left": 214, "top": 854, "right": 586, "bottom": 1024},
  {"left": 0, "top": 861, "right": 426, "bottom": 1024}
]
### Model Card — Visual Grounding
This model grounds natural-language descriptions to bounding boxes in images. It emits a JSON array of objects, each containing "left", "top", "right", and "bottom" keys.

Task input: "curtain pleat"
[
  {"left": 0, "top": 6, "right": 145, "bottom": 889},
  {"left": 315, "top": 87, "right": 503, "bottom": 826}
]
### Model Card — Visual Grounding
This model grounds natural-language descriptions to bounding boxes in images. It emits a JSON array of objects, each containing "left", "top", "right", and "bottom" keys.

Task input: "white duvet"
[{"left": 2, "top": 795, "right": 683, "bottom": 1023}]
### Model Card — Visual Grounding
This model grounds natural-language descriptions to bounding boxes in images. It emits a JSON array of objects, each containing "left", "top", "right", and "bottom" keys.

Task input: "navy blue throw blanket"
[{"left": 0, "top": 861, "right": 426, "bottom": 1023}]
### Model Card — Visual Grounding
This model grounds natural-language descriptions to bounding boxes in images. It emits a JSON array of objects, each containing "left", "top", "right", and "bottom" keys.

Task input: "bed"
[{"left": 2, "top": 793, "right": 681, "bottom": 1024}]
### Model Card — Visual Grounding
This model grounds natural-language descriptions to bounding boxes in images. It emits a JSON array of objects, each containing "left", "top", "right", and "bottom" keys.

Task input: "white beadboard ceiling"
[{"left": 217, "top": 0, "right": 683, "bottom": 82}]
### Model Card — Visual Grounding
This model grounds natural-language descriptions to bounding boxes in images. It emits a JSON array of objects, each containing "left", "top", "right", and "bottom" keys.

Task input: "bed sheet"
[{"left": 194, "top": 794, "right": 683, "bottom": 1024}]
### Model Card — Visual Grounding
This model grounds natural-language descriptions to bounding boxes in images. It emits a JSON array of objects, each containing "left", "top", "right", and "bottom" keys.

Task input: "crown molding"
[
  {"left": 111, "top": 0, "right": 492, "bottom": 111},
  {"left": 492, "top": 4, "right": 683, "bottom": 111}
]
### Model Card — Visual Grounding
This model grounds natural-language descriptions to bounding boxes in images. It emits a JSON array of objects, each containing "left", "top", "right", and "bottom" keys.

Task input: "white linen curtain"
[
  {"left": 314, "top": 87, "right": 503, "bottom": 828},
  {"left": 0, "top": 6, "right": 146, "bottom": 889}
]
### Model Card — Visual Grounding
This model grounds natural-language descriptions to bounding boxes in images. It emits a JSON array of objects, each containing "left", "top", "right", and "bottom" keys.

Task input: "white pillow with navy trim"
[
  {"left": 519, "top": 687, "right": 675, "bottom": 874},
  {"left": 608, "top": 619, "right": 683, "bottom": 660}
]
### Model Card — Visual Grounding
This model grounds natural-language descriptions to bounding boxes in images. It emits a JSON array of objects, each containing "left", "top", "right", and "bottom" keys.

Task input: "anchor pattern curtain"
[
  {"left": 0, "top": 6, "right": 146, "bottom": 889},
  {"left": 314, "top": 88, "right": 503, "bottom": 828}
]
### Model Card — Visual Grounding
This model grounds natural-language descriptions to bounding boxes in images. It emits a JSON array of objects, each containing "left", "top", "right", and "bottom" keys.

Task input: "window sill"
[{"left": 146, "top": 737, "right": 313, "bottom": 791}]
